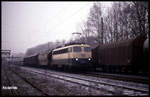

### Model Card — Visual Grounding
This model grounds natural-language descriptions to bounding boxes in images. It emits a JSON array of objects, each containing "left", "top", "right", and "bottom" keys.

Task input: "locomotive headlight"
[
  {"left": 76, "top": 58, "right": 78, "bottom": 61},
  {"left": 88, "top": 58, "right": 91, "bottom": 61}
]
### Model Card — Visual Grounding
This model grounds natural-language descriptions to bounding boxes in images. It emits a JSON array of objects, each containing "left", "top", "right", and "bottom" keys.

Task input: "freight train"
[
  {"left": 92, "top": 34, "right": 149, "bottom": 75},
  {"left": 23, "top": 43, "right": 92, "bottom": 71},
  {"left": 23, "top": 34, "right": 149, "bottom": 75}
]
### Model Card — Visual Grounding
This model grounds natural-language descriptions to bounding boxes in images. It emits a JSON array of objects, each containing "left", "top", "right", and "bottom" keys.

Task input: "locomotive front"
[
  {"left": 69, "top": 44, "right": 92, "bottom": 69},
  {"left": 51, "top": 44, "right": 92, "bottom": 70}
]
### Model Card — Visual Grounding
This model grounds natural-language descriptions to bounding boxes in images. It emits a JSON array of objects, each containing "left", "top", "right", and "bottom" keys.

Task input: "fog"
[{"left": 2, "top": 1, "right": 111, "bottom": 54}]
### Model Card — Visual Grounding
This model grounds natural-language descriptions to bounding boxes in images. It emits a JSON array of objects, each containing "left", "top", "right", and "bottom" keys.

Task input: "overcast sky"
[{"left": 2, "top": 1, "right": 112, "bottom": 54}]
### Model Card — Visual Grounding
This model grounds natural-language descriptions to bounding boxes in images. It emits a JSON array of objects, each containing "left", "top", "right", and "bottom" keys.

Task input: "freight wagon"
[{"left": 92, "top": 34, "right": 148, "bottom": 74}]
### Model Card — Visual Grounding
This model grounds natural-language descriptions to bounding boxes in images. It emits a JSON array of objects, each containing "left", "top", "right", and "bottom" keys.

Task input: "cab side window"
[
  {"left": 73, "top": 46, "right": 81, "bottom": 52},
  {"left": 84, "top": 47, "right": 91, "bottom": 52}
]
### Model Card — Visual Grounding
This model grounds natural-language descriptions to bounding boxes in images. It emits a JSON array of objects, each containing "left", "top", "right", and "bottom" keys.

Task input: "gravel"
[
  {"left": 1, "top": 64, "right": 44, "bottom": 96},
  {"left": 2, "top": 64, "right": 149, "bottom": 96}
]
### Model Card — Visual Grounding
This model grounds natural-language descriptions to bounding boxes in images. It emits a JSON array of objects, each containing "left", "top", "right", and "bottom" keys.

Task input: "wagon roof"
[{"left": 97, "top": 34, "right": 146, "bottom": 49}]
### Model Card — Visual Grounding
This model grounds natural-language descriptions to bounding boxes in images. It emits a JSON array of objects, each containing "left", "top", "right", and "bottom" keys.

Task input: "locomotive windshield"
[
  {"left": 84, "top": 47, "right": 91, "bottom": 52},
  {"left": 73, "top": 46, "right": 81, "bottom": 52}
]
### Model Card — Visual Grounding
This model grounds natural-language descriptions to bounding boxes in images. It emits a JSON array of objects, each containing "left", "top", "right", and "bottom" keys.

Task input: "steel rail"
[
  {"left": 10, "top": 69, "right": 49, "bottom": 96},
  {"left": 22, "top": 67, "right": 148, "bottom": 95},
  {"left": 23, "top": 68, "right": 116, "bottom": 95},
  {"left": 83, "top": 72, "right": 149, "bottom": 84}
]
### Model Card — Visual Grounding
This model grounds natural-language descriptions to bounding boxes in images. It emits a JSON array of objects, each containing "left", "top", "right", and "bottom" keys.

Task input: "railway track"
[
  {"left": 2, "top": 66, "right": 18, "bottom": 96},
  {"left": 82, "top": 72, "right": 149, "bottom": 84},
  {"left": 9, "top": 67, "right": 49, "bottom": 96},
  {"left": 21, "top": 67, "right": 115, "bottom": 95},
  {"left": 21, "top": 66, "right": 149, "bottom": 96}
]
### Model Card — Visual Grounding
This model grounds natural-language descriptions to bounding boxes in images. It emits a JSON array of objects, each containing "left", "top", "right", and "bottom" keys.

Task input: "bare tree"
[
  {"left": 80, "top": 2, "right": 104, "bottom": 45},
  {"left": 104, "top": 1, "right": 148, "bottom": 43},
  {"left": 133, "top": 1, "right": 147, "bottom": 34}
]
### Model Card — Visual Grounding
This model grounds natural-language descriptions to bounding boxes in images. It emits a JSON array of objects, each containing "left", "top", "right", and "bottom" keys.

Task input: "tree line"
[{"left": 80, "top": 1, "right": 148, "bottom": 45}]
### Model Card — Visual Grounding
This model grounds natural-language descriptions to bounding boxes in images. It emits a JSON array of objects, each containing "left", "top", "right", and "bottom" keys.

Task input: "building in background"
[
  {"left": 1, "top": 50, "right": 11, "bottom": 58},
  {"left": 1, "top": 50, "right": 11, "bottom": 64}
]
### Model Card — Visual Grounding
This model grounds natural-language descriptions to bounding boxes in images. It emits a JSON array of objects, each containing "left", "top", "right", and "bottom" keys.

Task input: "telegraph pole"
[
  {"left": 101, "top": 17, "right": 104, "bottom": 45},
  {"left": 47, "top": 42, "right": 49, "bottom": 52}
]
